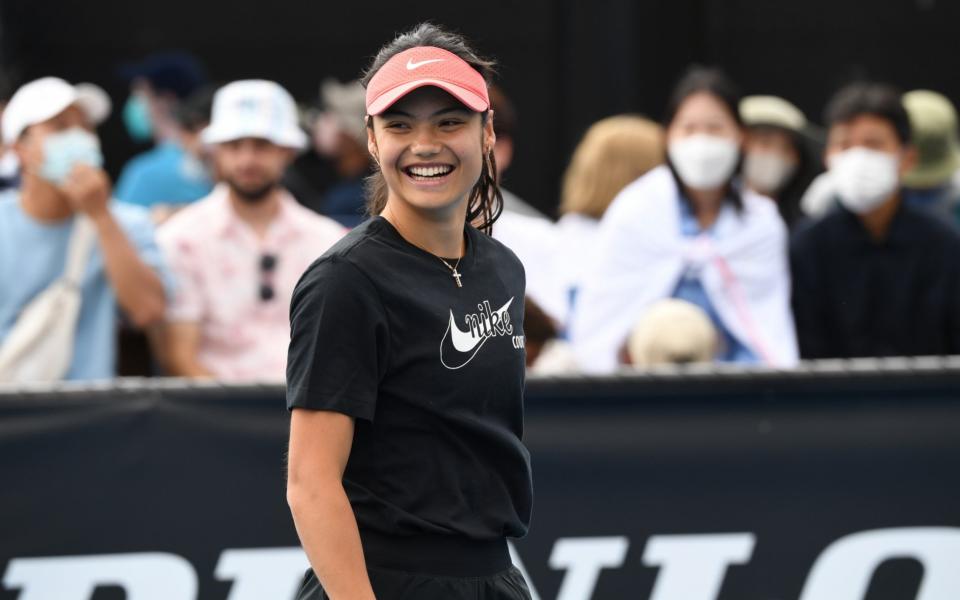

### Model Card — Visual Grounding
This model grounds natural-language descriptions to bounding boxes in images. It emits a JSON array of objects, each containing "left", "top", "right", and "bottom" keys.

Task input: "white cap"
[
  {"left": 201, "top": 80, "right": 307, "bottom": 150},
  {"left": 74, "top": 83, "right": 113, "bottom": 126},
  {"left": 2, "top": 77, "right": 111, "bottom": 145}
]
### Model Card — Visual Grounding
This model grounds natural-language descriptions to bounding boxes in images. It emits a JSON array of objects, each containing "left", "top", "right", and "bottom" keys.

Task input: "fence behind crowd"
[{"left": 1, "top": 357, "right": 959, "bottom": 600}]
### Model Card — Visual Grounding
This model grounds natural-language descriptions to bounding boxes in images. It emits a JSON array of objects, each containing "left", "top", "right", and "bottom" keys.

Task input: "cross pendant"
[{"left": 451, "top": 269, "right": 463, "bottom": 288}]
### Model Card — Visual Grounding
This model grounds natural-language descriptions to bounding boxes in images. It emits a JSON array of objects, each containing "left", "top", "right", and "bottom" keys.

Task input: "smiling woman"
[
  {"left": 284, "top": 23, "right": 534, "bottom": 600},
  {"left": 361, "top": 31, "right": 502, "bottom": 237},
  {"left": 372, "top": 86, "right": 489, "bottom": 227}
]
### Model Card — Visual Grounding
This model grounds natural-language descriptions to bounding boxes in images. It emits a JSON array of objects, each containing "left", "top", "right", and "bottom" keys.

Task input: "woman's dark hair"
[
  {"left": 663, "top": 65, "right": 745, "bottom": 212},
  {"left": 663, "top": 66, "right": 743, "bottom": 129},
  {"left": 360, "top": 23, "right": 502, "bottom": 234},
  {"left": 824, "top": 82, "right": 911, "bottom": 145}
]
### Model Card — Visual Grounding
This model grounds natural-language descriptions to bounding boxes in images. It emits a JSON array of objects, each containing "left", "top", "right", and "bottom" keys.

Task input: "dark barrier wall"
[{"left": 2, "top": 363, "right": 960, "bottom": 599}]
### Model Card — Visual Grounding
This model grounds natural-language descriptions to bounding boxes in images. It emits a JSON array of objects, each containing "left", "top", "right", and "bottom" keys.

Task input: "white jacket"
[{"left": 569, "top": 165, "right": 798, "bottom": 373}]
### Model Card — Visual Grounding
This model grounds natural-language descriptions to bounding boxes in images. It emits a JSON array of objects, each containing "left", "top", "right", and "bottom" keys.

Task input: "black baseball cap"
[{"left": 119, "top": 51, "right": 207, "bottom": 100}]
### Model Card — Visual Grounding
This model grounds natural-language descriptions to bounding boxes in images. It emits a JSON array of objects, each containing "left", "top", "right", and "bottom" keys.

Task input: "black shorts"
[
  {"left": 295, "top": 565, "right": 532, "bottom": 600},
  {"left": 296, "top": 532, "right": 532, "bottom": 599}
]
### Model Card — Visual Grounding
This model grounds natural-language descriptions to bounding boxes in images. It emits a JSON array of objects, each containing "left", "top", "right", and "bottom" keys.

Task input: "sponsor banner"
[{"left": 1, "top": 369, "right": 959, "bottom": 599}]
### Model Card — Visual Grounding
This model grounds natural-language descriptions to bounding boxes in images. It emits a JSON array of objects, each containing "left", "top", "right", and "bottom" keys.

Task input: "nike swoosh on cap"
[{"left": 406, "top": 58, "right": 445, "bottom": 70}]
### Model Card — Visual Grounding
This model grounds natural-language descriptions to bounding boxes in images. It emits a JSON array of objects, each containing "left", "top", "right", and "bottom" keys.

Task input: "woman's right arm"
[{"left": 287, "top": 408, "right": 376, "bottom": 600}]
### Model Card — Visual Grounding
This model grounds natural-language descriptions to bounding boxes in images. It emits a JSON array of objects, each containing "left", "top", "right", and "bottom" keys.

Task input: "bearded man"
[{"left": 158, "top": 80, "right": 344, "bottom": 380}]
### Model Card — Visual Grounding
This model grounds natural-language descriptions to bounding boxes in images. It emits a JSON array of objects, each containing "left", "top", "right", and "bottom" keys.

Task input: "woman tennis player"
[{"left": 285, "top": 23, "right": 533, "bottom": 600}]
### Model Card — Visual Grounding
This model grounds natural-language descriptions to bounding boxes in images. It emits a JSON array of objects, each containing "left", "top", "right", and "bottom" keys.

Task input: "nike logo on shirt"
[
  {"left": 440, "top": 297, "right": 515, "bottom": 370},
  {"left": 407, "top": 58, "right": 445, "bottom": 70}
]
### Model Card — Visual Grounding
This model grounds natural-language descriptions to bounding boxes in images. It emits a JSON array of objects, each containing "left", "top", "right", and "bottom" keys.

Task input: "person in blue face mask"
[
  {"left": 114, "top": 52, "right": 214, "bottom": 218},
  {"left": 0, "top": 77, "right": 171, "bottom": 381},
  {"left": 0, "top": 81, "right": 111, "bottom": 192}
]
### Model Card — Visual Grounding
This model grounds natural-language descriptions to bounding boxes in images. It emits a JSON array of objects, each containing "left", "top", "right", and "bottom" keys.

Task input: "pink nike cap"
[{"left": 365, "top": 46, "right": 489, "bottom": 116}]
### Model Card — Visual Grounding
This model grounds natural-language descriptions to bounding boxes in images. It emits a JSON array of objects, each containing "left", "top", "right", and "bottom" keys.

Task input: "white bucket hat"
[
  {"left": 201, "top": 79, "right": 307, "bottom": 150},
  {"left": 2, "top": 77, "right": 112, "bottom": 145}
]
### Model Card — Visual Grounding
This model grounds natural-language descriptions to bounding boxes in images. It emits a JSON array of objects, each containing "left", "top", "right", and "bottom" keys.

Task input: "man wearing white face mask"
[
  {"left": 0, "top": 77, "right": 170, "bottom": 381},
  {"left": 790, "top": 82, "right": 960, "bottom": 359}
]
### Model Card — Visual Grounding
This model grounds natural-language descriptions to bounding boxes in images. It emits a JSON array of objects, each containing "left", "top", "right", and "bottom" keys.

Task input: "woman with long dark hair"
[
  {"left": 570, "top": 66, "right": 798, "bottom": 372},
  {"left": 285, "top": 23, "right": 533, "bottom": 600}
]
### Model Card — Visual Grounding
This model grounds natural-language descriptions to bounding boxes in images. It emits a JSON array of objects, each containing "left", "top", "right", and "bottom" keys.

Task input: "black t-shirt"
[
  {"left": 790, "top": 202, "right": 960, "bottom": 358},
  {"left": 287, "top": 216, "right": 532, "bottom": 541}
]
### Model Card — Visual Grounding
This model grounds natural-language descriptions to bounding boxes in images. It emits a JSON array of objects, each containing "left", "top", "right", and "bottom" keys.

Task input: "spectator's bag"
[{"left": 0, "top": 217, "right": 96, "bottom": 382}]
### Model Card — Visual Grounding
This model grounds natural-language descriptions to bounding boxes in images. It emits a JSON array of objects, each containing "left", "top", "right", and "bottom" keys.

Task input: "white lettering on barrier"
[
  {"left": 548, "top": 536, "right": 629, "bottom": 600},
  {"left": 4, "top": 528, "right": 959, "bottom": 600},
  {"left": 642, "top": 533, "right": 756, "bottom": 600},
  {"left": 215, "top": 547, "right": 310, "bottom": 600},
  {"left": 799, "top": 527, "right": 960, "bottom": 600},
  {"left": 2, "top": 552, "right": 197, "bottom": 600}
]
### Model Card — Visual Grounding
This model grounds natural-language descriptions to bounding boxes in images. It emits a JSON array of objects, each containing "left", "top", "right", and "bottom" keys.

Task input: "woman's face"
[
  {"left": 666, "top": 92, "right": 742, "bottom": 145},
  {"left": 745, "top": 127, "right": 800, "bottom": 164},
  {"left": 665, "top": 92, "right": 743, "bottom": 192},
  {"left": 369, "top": 86, "right": 494, "bottom": 217},
  {"left": 742, "top": 127, "right": 801, "bottom": 195}
]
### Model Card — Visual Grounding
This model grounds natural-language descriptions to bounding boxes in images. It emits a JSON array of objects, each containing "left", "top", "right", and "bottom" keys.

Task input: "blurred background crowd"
[{"left": 1, "top": 0, "right": 959, "bottom": 383}]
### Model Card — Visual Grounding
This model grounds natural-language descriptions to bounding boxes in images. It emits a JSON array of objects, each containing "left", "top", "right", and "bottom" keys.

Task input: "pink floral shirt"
[{"left": 158, "top": 186, "right": 346, "bottom": 381}]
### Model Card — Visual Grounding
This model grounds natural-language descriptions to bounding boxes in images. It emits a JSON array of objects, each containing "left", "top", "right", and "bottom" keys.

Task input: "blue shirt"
[
  {"left": 672, "top": 198, "right": 758, "bottom": 364},
  {"left": 0, "top": 192, "right": 171, "bottom": 380},
  {"left": 115, "top": 142, "right": 213, "bottom": 207},
  {"left": 321, "top": 177, "right": 368, "bottom": 228}
]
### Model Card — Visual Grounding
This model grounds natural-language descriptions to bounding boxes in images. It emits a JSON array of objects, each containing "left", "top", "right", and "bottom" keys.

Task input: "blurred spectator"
[
  {"left": 901, "top": 90, "right": 960, "bottom": 222},
  {"left": 114, "top": 52, "right": 214, "bottom": 210},
  {"left": 157, "top": 80, "right": 345, "bottom": 381},
  {"left": 791, "top": 82, "right": 960, "bottom": 358},
  {"left": 800, "top": 115, "right": 852, "bottom": 219},
  {"left": 491, "top": 212, "right": 558, "bottom": 321},
  {"left": 1, "top": 87, "right": 22, "bottom": 191},
  {"left": 0, "top": 82, "right": 111, "bottom": 193},
  {"left": 149, "top": 85, "right": 216, "bottom": 225},
  {"left": 522, "top": 298, "right": 559, "bottom": 368},
  {"left": 740, "top": 95, "right": 821, "bottom": 228},
  {"left": 308, "top": 78, "right": 371, "bottom": 227},
  {"left": 627, "top": 299, "right": 718, "bottom": 367},
  {"left": 489, "top": 84, "right": 545, "bottom": 218},
  {"left": 488, "top": 85, "right": 559, "bottom": 321},
  {"left": 552, "top": 114, "right": 663, "bottom": 327},
  {"left": 0, "top": 75, "right": 13, "bottom": 192},
  {"left": 799, "top": 171, "right": 837, "bottom": 219},
  {"left": 570, "top": 67, "right": 797, "bottom": 373},
  {"left": 74, "top": 83, "right": 113, "bottom": 128},
  {"left": 0, "top": 145, "right": 16, "bottom": 191},
  {"left": 0, "top": 77, "right": 168, "bottom": 381}
]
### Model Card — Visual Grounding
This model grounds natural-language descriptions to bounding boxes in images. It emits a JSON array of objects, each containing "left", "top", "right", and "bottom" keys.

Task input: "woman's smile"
[{"left": 402, "top": 162, "right": 457, "bottom": 187}]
